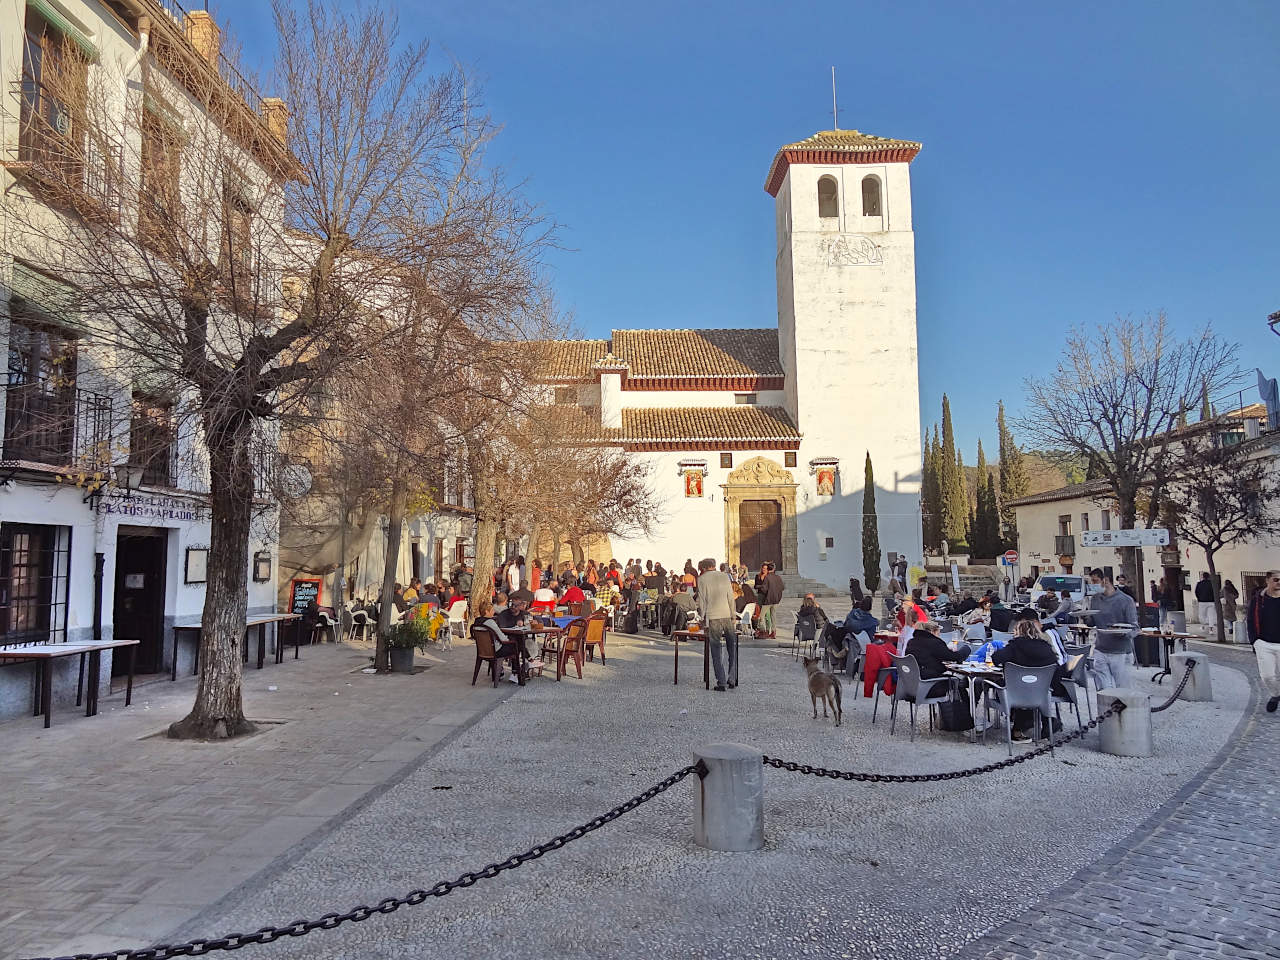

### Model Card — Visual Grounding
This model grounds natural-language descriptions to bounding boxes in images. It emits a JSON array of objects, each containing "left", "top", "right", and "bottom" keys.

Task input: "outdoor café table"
[
  {"left": 1140, "top": 628, "right": 1198, "bottom": 683},
  {"left": 0, "top": 638, "right": 139, "bottom": 728},
  {"left": 944, "top": 660, "right": 1003, "bottom": 742},
  {"left": 671, "top": 628, "right": 711, "bottom": 689},
  {"left": 504, "top": 625, "right": 560, "bottom": 679},
  {"left": 171, "top": 613, "right": 303, "bottom": 681}
]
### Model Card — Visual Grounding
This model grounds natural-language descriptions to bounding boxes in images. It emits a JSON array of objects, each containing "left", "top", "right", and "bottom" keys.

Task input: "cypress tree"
[
  {"left": 941, "top": 396, "right": 967, "bottom": 547},
  {"left": 948, "top": 446, "right": 969, "bottom": 549},
  {"left": 997, "top": 400, "right": 1029, "bottom": 533},
  {"left": 922, "top": 427, "right": 942, "bottom": 549},
  {"left": 984, "top": 473, "right": 1003, "bottom": 554},
  {"left": 1200, "top": 381, "right": 1213, "bottom": 422},
  {"left": 862, "top": 451, "right": 881, "bottom": 591}
]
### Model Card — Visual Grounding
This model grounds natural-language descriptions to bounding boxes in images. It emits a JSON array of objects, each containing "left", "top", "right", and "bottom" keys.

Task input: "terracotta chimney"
[
  {"left": 261, "top": 98, "right": 289, "bottom": 144},
  {"left": 184, "top": 11, "right": 220, "bottom": 66}
]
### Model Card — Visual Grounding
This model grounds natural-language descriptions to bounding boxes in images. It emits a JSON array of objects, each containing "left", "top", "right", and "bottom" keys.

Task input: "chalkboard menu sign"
[{"left": 289, "top": 578, "right": 322, "bottom": 615}]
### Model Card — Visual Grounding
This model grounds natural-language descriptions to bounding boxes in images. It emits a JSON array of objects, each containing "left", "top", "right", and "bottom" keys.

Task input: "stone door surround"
[{"left": 721, "top": 456, "right": 798, "bottom": 573}]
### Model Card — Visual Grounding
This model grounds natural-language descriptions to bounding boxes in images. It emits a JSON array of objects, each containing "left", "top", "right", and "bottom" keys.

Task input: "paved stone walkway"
[
  {"left": 954, "top": 644, "right": 1279, "bottom": 960},
  {"left": 0, "top": 640, "right": 509, "bottom": 960},
  {"left": 187, "top": 632, "right": 1252, "bottom": 960}
]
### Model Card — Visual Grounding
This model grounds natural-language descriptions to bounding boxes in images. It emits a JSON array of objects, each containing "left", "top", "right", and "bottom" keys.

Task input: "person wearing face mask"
[{"left": 1083, "top": 572, "right": 1138, "bottom": 690}]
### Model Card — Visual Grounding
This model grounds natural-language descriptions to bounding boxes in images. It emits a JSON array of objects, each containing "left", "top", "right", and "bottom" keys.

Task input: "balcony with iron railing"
[
  {"left": 5, "top": 79, "right": 121, "bottom": 217},
  {"left": 2, "top": 377, "right": 113, "bottom": 472}
]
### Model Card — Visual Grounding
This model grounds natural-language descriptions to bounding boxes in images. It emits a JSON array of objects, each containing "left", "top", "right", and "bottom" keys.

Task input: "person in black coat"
[
  {"left": 991, "top": 617, "right": 1070, "bottom": 737},
  {"left": 905, "top": 622, "right": 968, "bottom": 699}
]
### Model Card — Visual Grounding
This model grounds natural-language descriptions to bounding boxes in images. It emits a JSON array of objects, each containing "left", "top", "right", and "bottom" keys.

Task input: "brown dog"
[{"left": 803, "top": 656, "right": 842, "bottom": 725}]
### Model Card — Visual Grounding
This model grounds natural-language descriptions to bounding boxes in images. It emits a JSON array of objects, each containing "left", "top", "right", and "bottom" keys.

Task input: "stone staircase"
[
  {"left": 779, "top": 573, "right": 846, "bottom": 599},
  {"left": 924, "top": 563, "right": 1001, "bottom": 596}
]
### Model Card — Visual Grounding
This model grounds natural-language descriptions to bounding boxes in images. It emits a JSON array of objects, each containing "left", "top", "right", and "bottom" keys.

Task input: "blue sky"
[{"left": 214, "top": 0, "right": 1280, "bottom": 457}]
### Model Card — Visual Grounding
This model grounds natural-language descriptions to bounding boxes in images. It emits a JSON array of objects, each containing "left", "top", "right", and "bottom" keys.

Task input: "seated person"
[
  {"left": 905, "top": 620, "right": 967, "bottom": 699},
  {"left": 1036, "top": 589, "right": 1058, "bottom": 615},
  {"left": 989, "top": 615, "right": 1070, "bottom": 739},
  {"left": 954, "top": 592, "right": 978, "bottom": 615},
  {"left": 669, "top": 583, "right": 697, "bottom": 619},
  {"left": 562, "top": 582, "right": 586, "bottom": 606},
  {"left": 842, "top": 596, "right": 880, "bottom": 642},
  {"left": 531, "top": 583, "right": 557, "bottom": 614},
  {"left": 798, "top": 594, "right": 830, "bottom": 631},
  {"left": 932, "top": 587, "right": 951, "bottom": 611},
  {"left": 473, "top": 598, "right": 524, "bottom": 684},
  {"left": 895, "top": 594, "right": 927, "bottom": 630},
  {"left": 419, "top": 583, "right": 441, "bottom": 608},
  {"left": 1051, "top": 592, "right": 1076, "bottom": 623},
  {"left": 897, "top": 604, "right": 923, "bottom": 656},
  {"left": 989, "top": 600, "right": 1016, "bottom": 633},
  {"left": 735, "top": 581, "right": 759, "bottom": 615}
]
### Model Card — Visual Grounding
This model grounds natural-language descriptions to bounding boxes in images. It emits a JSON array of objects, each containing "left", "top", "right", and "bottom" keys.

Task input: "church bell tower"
[{"left": 765, "top": 129, "right": 924, "bottom": 581}]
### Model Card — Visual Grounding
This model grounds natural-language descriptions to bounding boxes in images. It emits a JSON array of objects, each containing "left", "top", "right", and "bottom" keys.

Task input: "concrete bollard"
[
  {"left": 1096, "top": 688, "right": 1153, "bottom": 758},
  {"left": 1170, "top": 651, "right": 1213, "bottom": 702},
  {"left": 693, "top": 742, "right": 764, "bottom": 852}
]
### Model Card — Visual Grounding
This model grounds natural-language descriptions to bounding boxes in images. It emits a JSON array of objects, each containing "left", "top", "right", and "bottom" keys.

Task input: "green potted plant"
[{"left": 384, "top": 620, "right": 432, "bottom": 672}]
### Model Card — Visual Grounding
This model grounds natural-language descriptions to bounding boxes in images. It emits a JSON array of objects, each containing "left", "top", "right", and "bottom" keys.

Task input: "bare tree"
[
  {"left": 1163, "top": 430, "right": 1280, "bottom": 643},
  {"left": 6, "top": 0, "right": 548, "bottom": 737},
  {"left": 1019, "top": 315, "right": 1238, "bottom": 594}
]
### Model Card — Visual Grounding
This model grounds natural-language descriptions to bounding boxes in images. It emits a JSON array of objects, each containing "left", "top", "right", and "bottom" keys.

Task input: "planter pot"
[{"left": 389, "top": 646, "right": 416, "bottom": 673}]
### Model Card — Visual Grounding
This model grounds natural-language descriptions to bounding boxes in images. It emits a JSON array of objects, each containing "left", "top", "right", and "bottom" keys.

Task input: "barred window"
[{"left": 0, "top": 523, "right": 71, "bottom": 644}]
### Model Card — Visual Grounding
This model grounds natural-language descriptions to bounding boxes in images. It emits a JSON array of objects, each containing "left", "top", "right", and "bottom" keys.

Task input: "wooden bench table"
[
  {"left": 172, "top": 613, "right": 303, "bottom": 680},
  {"left": 0, "top": 639, "right": 139, "bottom": 728}
]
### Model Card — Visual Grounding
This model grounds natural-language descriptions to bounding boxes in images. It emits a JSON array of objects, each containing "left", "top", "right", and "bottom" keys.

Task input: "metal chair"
[
  {"left": 976, "top": 662, "right": 1059, "bottom": 757},
  {"left": 888, "top": 654, "right": 953, "bottom": 742}
]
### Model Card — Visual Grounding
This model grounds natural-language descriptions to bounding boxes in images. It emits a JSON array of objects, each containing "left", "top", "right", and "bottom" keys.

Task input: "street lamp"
[{"left": 114, "top": 462, "right": 146, "bottom": 498}]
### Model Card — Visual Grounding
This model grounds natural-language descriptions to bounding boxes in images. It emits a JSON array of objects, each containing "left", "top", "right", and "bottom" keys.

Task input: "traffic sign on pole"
[{"left": 1003, "top": 550, "right": 1019, "bottom": 565}]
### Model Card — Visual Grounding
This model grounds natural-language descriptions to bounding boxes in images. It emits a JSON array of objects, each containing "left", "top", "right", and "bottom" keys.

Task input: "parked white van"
[{"left": 1030, "top": 574, "right": 1085, "bottom": 610}]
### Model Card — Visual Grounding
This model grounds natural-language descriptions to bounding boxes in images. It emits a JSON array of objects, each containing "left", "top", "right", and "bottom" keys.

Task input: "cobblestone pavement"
[
  {"left": 187, "top": 632, "right": 1252, "bottom": 960},
  {"left": 0, "top": 641, "right": 509, "bottom": 959},
  {"left": 953, "top": 644, "right": 1278, "bottom": 960}
]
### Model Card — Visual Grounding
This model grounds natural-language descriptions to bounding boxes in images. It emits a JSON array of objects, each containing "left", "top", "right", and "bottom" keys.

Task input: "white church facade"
[{"left": 541, "top": 129, "right": 925, "bottom": 588}]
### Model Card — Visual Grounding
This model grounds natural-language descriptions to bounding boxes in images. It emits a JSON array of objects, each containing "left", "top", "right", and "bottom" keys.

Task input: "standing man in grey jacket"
[
  {"left": 698, "top": 558, "right": 738, "bottom": 690},
  {"left": 1084, "top": 572, "right": 1139, "bottom": 690}
]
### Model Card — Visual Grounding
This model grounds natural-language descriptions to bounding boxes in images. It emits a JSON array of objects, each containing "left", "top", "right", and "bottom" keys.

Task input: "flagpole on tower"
[{"left": 831, "top": 66, "right": 838, "bottom": 129}]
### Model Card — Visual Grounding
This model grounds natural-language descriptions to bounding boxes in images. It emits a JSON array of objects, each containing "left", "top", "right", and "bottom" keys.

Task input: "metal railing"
[
  {"left": 2, "top": 379, "right": 113, "bottom": 470},
  {"left": 8, "top": 80, "right": 121, "bottom": 213},
  {"left": 152, "top": 0, "right": 270, "bottom": 116}
]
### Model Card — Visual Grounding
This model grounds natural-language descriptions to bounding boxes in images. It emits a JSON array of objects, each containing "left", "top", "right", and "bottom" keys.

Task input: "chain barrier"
[
  {"left": 26, "top": 762, "right": 707, "bottom": 960},
  {"left": 764, "top": 701, "right": 1126, "bottom": 782},
  {"left": 1151, "top": 659, "right": 1196, "bottom": 713}
]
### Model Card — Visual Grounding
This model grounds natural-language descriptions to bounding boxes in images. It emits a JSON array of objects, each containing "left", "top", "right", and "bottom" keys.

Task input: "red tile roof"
[{"left": 622, "top": 406, "right": 799, "bottom": 443}]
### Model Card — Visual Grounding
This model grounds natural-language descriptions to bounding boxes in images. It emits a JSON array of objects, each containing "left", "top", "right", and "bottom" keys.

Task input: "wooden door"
[
  {"left": 739, "top": 500, "right": 782, "bottom": 572},
  {"left": 112, "top": 528, "right": 167, "bottom": 675}
]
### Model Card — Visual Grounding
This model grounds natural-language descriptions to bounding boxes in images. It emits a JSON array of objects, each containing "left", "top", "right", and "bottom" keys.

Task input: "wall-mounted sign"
[
  {"left": 684, "top": 470, "right": 704, "bottom": 498},
  {"left": 1081, "top": 528, "right": 1169, "bottom": 548},
  {"left": 185, "top": 547, "right": 208, "bottom": 584},
  {"left": 289, "top": 577, "right": 322, "bottom": 615},
  {"left": 99, "top": 493, "right": 209, "bottom": 523}
]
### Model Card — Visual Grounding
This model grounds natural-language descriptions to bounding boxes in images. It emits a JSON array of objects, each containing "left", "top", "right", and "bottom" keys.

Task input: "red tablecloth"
[{"left": 862, "top": 643, "right": 896, "bottom": 697}]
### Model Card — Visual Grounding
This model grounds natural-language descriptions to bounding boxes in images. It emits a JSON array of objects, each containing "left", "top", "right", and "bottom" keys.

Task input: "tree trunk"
[
  {"left": 550, "top": 530, "right": 562, "bottom": 571},
  {"left": 527, "top": 522, "right": 541, "bottom": 569},
  {"left": 570, "top": 536, "right": 584, "bottom": 569},
  {"left": 1206, "top": 551, "right": 1228, "bottom": 644},
  {"left": 471, "top": 513, "right": 498, "bottom": 610},
  {"left": 168, "top": 415, "right": 255, "bottom": 740},
  {"left": 375, "top": 473, "right": 408, "bottom": 673}
]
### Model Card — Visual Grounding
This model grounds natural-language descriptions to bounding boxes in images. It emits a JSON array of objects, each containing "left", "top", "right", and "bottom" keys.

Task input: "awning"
[
  {"left": 9, "top": 261, "right": 85, "bottom": 334},
  {"left": 27, "top": 0, "right": 99, "bottom": 62}
]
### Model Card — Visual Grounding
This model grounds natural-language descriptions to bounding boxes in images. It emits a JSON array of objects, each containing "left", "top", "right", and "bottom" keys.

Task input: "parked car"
[{"left": 1030, "top": 574, "right": 1085, "bottom": 609}]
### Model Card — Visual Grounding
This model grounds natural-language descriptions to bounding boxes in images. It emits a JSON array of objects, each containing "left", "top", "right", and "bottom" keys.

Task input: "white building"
[
  {"left": 0, "top": 0, "right": 285, "bottom": 720},
  {"left": 1008, "top": 405, "right": 1280, "bottom": 631},
  {"left": 539, "top": 130, "right": 924, "bottom": 589}
]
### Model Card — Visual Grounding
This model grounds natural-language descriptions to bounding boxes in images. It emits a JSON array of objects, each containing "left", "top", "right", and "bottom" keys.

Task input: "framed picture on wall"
[
  {"left": 253, "top": 552, "right": 272, "bottom": 582},
  {"left": 185, "top": 547, "right": 209, "bottom": 584}
]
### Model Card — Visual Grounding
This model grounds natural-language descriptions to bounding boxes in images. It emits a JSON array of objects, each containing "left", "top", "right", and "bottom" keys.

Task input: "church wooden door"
[{"left": 739, "top": 500, "right": 782, "bottom": 572}]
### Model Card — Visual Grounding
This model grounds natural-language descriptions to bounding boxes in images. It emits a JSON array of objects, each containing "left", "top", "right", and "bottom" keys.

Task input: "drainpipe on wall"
[
  {"left": 93, "top": 552, "right": 105, "bottom": 644},
  {"left": 126, "top": 16, "right": 152, "bottom": 75}
]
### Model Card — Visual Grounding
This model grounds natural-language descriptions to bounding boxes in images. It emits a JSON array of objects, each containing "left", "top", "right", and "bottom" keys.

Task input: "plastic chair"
[
  {"left": 1062, "top": 643, "right": 1094, "bottom": 722},
  {"left": 470, "top": 623, "right": 520, "bottom": 687},
  {"left": 582, "top": 610, "right": 608, "bottom": 664},
  {"left": 793, "top": 613, "right": 819, "bottom": 661},
  {"left": 348, "top": 610, "right": 372, "bottom": 643},
  {"left": 991, "top": 629, "right": 1014, "bottom": 644},
  {"left": 963, "top": 623, "right": 988, "bottom": 642},
  {"left": 976, "top": 662, "right": 1059, "bottom": 757},
  {"left": 541, "top": 617, "right": 587, "bottom": 681},
  {"left": 888, "top": 654, "right": 953, "bottom": 742}
]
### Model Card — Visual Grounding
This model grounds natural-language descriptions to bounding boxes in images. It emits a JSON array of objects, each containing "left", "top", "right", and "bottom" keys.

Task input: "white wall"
[{"left": 775, "top": 160, "right": 923, "bottom": 585}]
